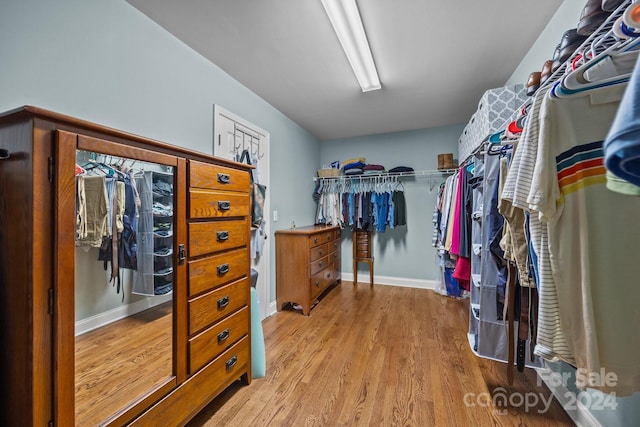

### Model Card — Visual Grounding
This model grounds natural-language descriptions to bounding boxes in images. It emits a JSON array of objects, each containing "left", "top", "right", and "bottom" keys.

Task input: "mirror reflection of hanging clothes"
[
  {"left": 75, "top": 175, "right": 109, "bottom": 248},
  {"left": 75, "top": 155, "right": 142, "bottom": 298},
  {"left": 119, "top": 170, "right": 139, "bottom": 270}
]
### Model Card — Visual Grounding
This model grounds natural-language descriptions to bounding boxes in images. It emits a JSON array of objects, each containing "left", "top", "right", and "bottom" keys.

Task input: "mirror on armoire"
[{"left": 74, "top": 150, "right": 174, "bottom": 425}]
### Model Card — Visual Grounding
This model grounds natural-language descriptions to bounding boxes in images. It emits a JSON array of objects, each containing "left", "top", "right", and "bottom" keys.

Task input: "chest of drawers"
[
  {"left": 275, "top": 225, "right": 341, "bottom": 315},
  {"left": 187, "top": 160, "right": 251, "bottom": 376}
]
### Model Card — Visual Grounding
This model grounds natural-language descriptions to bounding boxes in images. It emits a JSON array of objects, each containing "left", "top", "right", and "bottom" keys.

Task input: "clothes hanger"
[
  {"left": 487, "top": 143, "right": 512, "bottom": 156},
  {"left": 559, "top": 34, "right": 640, "bottom": 93},
  {"left": 83, "top": 159, "right": 113, "bottom": 177}
]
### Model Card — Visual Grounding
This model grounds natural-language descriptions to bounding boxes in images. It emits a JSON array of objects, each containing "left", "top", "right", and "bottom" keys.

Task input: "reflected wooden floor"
[
  {"left": 188, "top": 283, "right": 574, "bottom": 427},
  {"left": 75, "top": 301, "right": 173, "bottom": 426}
]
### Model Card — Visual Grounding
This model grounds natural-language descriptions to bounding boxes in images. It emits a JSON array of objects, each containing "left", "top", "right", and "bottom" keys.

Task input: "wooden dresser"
[
  {"left": 0, "top": 106, "right": 252, "bottom": 426},
  {"left": 275, "top": 225, "right": 341, "bottom": 315}
]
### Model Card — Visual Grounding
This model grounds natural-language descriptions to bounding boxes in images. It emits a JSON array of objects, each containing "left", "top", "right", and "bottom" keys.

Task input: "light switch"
[{"left": 273, "top": 210, "right": 279, "bottom": 222}]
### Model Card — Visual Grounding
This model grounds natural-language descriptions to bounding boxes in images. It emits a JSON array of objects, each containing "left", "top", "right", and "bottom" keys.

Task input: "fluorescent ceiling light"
[{"left": 321, "top": 0, "right": 381, "bottom": 92}]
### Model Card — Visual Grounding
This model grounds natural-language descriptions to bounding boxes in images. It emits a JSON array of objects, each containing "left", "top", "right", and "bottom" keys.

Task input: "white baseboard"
[
  {"left": 75, "top": 294, "right": 172, "bottom": 336},
  {"left": 267, "top": 301, "right": 278, "bottom": 318},
  {"left": 536, "top": 365, "right": 602, "bottom": 427},
  {"left": 341, "top": 273, "right": 439, "bottom": 290}
]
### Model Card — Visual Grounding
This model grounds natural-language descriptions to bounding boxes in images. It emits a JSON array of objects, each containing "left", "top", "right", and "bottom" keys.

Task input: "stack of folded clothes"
[
  {"left": 362, "top": 164, "right": 385, "bottom": 175},
  {"left": 388, "top": 166, "right": 414, "bottom": 174},
  {"left": 342, "top": 157, "right": 366, "bottom": 175}
]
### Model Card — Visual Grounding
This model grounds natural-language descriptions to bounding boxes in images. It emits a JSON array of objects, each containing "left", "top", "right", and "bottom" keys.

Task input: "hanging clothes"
[
  {"left": 75, "top": 175, "right": 109, "bottom": 249},
  {"left": 500, "top": 86, "right": 574, "bottom": 365},
  {"left": 314, "top": 175, "right": 405, "bottom": 232},
  {"left": 527, "top": 82, "right": 640, "bottom": 395}
]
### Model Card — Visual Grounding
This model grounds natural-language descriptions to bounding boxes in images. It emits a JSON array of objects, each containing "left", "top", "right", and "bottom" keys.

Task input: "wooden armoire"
[{"left": 0, "top": 106, "right": 253, "bottom": 426}]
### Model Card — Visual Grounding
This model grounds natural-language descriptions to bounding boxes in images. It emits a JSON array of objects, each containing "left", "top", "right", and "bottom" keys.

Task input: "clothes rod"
[{"left": 313, "top": 168, "right": 458, "bottom": 182}]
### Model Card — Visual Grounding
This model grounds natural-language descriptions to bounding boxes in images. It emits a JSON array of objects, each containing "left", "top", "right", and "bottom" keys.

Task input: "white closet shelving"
[{"left": 314, "top": 168, "right": 458, "bottom": 190}]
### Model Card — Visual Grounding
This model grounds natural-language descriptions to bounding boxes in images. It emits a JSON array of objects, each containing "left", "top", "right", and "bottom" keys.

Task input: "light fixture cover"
[{"left": 321, "top": 0, "right": 381, "bottom": 92}]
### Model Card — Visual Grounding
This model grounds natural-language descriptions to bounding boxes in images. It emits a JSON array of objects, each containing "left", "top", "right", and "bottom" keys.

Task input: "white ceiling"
[{"left": 127, "top": 0, "right": 563, "bottom": 141}]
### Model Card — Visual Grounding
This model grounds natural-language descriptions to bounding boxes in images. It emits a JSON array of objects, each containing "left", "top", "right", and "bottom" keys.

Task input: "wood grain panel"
[
  {"left": 189, "top": 189, "right": 249, "bottom": 219},
  {"left": 55, "top": 130, "right": 78, "bottom": 426},
  {"left": 189, "top": 219, "right": 249, "bottom": 257},
  {"left": 188, "top": 249, "right": 248, "bottom": 297},
  {"left": 131, "top": 336, "right": 249, "bottom": 426},
  {"left": 174, "top": 157, "right": 188, "bottom": 384},
  {"left": 189, "top": 160, "right": 250, "bottom": 193},
  {"left": 188, "top": 278, "right": 249, "bottom": 335},
  {"left": 188, "top": 307, "right": 249, "bottom": 374},
  {"left": 77, "top": 134, "right": 178, "bottom": 166}
]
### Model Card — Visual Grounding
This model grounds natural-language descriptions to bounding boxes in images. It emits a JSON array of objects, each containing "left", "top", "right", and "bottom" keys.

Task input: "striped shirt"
[{"left": 501, "top": 88, "right": 575, "bottom": 365}]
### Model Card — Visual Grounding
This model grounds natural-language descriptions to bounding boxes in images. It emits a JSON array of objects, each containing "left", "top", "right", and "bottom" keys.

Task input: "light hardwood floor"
[{"left": 188, "top": 282, "right": 574, "bottom": 427}]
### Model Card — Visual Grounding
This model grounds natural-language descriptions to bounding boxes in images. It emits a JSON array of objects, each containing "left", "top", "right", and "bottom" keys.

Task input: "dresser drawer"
[
  {"left": 308, "top": 231, "right": 335, "bottom": 248},
  {"left": 189, "top": 189, "right": 250, "bottom": 219},
  {"left": 189, "top": 278, "right": 249, "bottom": 335},
  {"left": 189, "top": 160, "right": 250, "bottom": 193},
  {"left": 355, "top": 232, "right": 370, "bottom": 244},
  {"left": 194, "top": 335, "right": 249, "bottom": 395},
  {"left": 189, "top": 219, "right": 249, "bottom": 257},
  {"left": 310, "top": 256, "right": 329, "bottom": 276},
  {"left": 310, "top": 265, "right": 335, "bottom": 300},
  {"left": 309, "top": 243, "right": 328, "bottom": 262},
  {"left": 329, "top": 238, "right": 340, "bottom": 254},
  {"left": 188, "top": 306, "right": 249, "bottom": 374},
  {"left": 356, "top": 247, "right": 370, "bottom": 258},
  {"left": 327, "top": 252, "right": 337, "bottom": 265},
  {"left": 310, "top": 269, "right": 325, "bottom": 296},
  {"left": 189, "top": 248, "right": 249, "bottom": 296}
]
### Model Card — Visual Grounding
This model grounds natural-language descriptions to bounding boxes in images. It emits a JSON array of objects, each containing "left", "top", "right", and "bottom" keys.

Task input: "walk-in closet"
[{"left": 2, "top": 0, "right": 640, "bottom": 426}]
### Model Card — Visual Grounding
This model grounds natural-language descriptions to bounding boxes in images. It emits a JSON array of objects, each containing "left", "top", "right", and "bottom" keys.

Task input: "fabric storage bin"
[{"left": 458, "top": 84, "right": 528, "bottom": 162}]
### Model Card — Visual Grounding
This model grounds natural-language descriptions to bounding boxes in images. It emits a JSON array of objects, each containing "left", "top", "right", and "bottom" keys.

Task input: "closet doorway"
[{"left": 214, "top": 105, "right": 271, "bottom": 320}]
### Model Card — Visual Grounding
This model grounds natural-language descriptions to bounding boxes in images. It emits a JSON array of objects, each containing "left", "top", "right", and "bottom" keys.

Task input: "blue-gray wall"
[
  {"left": 0, "top": 0, "right": 320, "bottom": 308},
  {"left": 506, "top": 0, "right": 587, "bottom": 86},
  {"left": 320, "top": 125, "right": 462, "bottom": 284}
]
